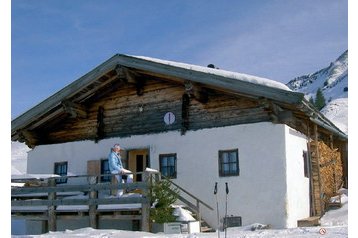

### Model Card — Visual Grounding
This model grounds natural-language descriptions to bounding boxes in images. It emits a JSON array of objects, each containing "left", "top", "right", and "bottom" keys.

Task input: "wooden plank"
[
  {"left": 89, "top": 184, "right": 98, "bottom": 229},
  {"left": 11, "top": 182, "right": 148, "bottom": 195},
  {"left": 100, "top": 214, "right": 142, "bottom": 220},
  {"left": 12, "top": 197, "right": 147, "bottom": 207},
  {"left": 11, "top": 214, "right": 48, "bottom": 220},
  {"left": 297, "top": 216, "right": 320, "bottom": 227},
  {"left": 48, "top": 178, "right": 57, "bottom": 232}
]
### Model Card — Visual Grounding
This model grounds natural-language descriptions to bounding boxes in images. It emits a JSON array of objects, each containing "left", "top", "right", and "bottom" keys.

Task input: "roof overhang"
[{"left": 11, "top": 54, "right": 347, "bottom": 142}]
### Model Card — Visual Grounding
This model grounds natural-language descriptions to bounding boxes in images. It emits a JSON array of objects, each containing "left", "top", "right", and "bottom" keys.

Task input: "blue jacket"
[{"left": 108, "top": 149, "right": 123, "bottom": 173}]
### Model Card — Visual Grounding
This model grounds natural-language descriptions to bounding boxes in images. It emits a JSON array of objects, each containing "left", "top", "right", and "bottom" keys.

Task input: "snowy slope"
[
  {"left": 11, "top": 141, "right": 31, "bottom": 175},
  {"left": 286, "top": 50, "right": 348, "bottom": 134},
  {"left": 321, "top": 98, "right": 348, "bottom": 135}
]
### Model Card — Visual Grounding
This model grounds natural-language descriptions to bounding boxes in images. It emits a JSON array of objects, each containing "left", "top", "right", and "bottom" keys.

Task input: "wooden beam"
[
  {"left": 116, "top": 65, "right": 146, "bottom": 96},
  {"left": 181, "top": 93, "right": 190, "bottom": 135},
  {"left": 74, "top": 74, "right": 119, "bottom": 103},
  {"left": 115, "top": 65, "right": 137, "bottom": 84},
  {"left": 278, "top": 110, "right": 293, "bottom": 123},
  {"left": 27, "top": 107, "right": 65, "bottom": 130},
  {"left": 95, "top": 106, "right": 105, "bottom": 143},
  {"left": 89, "top": 177, "right": 98, "bottom": 229},
  {"left": 61, "top": 100, "right": 88, "bottom": 119},
  {"left": 47, "top": 178, "right": 57, "bottom": 232},
  {"left": 184, "top": 80, "right": 208, "bottom": 103},
  {"left": 18, "top": 129, "right": 40, "bottom": 148},
  {"left": 260, "top": 99, "right": 294, "bottom": 124}
]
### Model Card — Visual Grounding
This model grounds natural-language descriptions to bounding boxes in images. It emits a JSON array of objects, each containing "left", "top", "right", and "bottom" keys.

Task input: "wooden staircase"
[{"left": 165, "top": 179, "right": 215, "bottom": 232}]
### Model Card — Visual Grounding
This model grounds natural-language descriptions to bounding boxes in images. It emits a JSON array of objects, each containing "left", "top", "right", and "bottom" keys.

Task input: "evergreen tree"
[
  {"left": 314, "top": 88, "right": 326, "bottom": 110},
  {"left": 150, "top": 179, "right": 179, "bottom": 224}
]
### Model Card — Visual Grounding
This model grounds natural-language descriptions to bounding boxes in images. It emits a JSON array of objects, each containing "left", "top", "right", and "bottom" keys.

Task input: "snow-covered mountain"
[
  {"left": 286, "top": 50, "right": 348, "bottom": 101},
  {"left": 286, "top": 50, "right": 348, "bottom": 134}
]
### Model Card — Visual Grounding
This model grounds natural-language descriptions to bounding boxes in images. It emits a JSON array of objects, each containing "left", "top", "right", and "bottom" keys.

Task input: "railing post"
[
  {"left": 47, "top": 178, "right": 57, "bottom": 232},
  {"left": 89, "top": 175, "right": 98, "bottom": 229},
  {"left": 141, "top": 171, "right": 150, "bottom": 232},
  {"left": 196, "top": 199, "right": 201, "bottom": 223}
]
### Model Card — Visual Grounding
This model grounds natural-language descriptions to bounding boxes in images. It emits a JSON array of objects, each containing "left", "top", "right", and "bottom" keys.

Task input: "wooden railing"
[
  {"left": 156, "top": 175, "right": 214, "bottom": 223},
  {"left": 12, "top": 171, "right": 213, "bottom": 233},
  {"left": 11, "top": 171, "right": 155, "bottom": 233}
]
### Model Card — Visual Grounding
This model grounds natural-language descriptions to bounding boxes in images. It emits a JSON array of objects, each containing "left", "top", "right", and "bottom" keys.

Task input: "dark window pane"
[
  {"left": 219, "top": 150, "right": 239, "bottom": 177},
  {"left": 159, "top": 154, "right": 177, "bottom": 179}
]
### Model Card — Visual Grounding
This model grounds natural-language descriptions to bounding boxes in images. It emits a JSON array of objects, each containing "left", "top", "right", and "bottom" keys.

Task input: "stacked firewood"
[{"left": 318, "top": 141, "right": 343, "bottom": 195}]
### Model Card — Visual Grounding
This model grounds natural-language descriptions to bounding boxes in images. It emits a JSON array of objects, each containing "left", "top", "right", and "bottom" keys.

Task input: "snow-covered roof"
[
  {"left": 11, "top": 53, "right": 347, "bottom": 146},
  {"left": 135, "top": 56, "right": 291, "bottom": 91}
]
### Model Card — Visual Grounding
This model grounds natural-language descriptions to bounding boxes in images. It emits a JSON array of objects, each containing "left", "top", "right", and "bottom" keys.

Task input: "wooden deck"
[
  {"left": 12, "top": 171, "right": 214, "bottom": 234},
  {"left": 11, "top": 172, "right": 154, "bottom": 233}
]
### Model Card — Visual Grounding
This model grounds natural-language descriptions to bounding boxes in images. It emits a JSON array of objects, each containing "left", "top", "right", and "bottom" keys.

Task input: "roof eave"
[
  {"left": 114, "top": 54, "right": 305, "bottom": 105},
  {"left": 11, "top": 54, "right": 121, "bottom": 134}
]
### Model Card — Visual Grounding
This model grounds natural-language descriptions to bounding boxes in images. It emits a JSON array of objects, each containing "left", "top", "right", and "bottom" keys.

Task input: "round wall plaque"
[{"left": 164, "top": 112, "right": 176, "bottom": 125}]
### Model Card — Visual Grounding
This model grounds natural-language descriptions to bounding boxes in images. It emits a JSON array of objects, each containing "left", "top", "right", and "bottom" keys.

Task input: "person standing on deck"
[{"left": 108, "top": 144, "right": 133, "bottom": 197}]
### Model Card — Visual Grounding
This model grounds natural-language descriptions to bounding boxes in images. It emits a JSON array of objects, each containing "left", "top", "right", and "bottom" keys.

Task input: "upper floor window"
[
  {"left": 159, "top": 154, "right": 177, "bottom": 179},
  {"left": 54, "top": 161, "right": 68, "bottom": 184},
  {"left": 219, "top": 149, "right": 239, "bottom": 177}
]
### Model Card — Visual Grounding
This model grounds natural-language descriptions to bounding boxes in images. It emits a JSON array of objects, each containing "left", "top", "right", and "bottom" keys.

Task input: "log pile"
[{"left": 318, "top": 141, "right": 343, "bottom": 195}]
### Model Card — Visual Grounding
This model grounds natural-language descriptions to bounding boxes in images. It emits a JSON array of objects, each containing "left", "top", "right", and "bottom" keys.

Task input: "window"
[
  {"left": 159, "top": 154, "right": 177, "bottom": 179},
  {"left": 303, "top": 151, "right": 310, "bottom": 178},
  {"left": 54, "top": 161, "right": 68, "bottom": 184},
  {"left": 101, "top": 159, "right": 111, "bottom": 182},
  {"left": 219, "top": 149, "right": 239, "bottom": 177}
]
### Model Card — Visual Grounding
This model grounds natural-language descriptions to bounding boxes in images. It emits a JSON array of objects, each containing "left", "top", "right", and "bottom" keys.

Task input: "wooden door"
[{"left": 128, "top": 149, "right": 149, "bottom": 182}]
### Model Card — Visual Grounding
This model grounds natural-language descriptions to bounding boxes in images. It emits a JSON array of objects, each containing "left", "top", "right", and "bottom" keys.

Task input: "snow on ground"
[
  {"left": 12, "top": 191, "right": 348, "bottom": 238},
  {"left": 11, "top": 141, "right": 31, "bottom": 174},
  {"left": 12, "top": 226, "right": 348, "bottom": 238}
]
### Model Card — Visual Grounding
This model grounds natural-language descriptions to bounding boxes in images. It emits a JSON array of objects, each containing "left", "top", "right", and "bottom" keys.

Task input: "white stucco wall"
[
  {"left": 27, "top": 122, "right": 309, "bottom": 229},
  {"left": 284, "top": 127, "right": 310, "bottom": 228}
]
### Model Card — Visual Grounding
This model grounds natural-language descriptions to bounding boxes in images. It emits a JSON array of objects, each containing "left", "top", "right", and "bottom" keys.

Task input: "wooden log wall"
[{"left": 41, "top": 77, "right": 271, "bottom": 144}]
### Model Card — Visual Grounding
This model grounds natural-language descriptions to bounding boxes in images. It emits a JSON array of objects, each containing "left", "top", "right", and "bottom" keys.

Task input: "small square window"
[
  {"left": 159, "top": 154, "right": 177, "bottom": 179},
  {"left": 219, "top": 149, "right": 239, "bottom": 177},
  {"left": 54, "top": 161, "right": 68, "bottom": 184}
]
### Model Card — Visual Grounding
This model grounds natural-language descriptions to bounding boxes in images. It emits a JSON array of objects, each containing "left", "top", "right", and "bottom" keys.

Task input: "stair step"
[
  {"left": 201, "top": 226, "right": 216, "bottom": 233},
  {"left": 297, "top": 216, "right": 320, "bottom": 227}
]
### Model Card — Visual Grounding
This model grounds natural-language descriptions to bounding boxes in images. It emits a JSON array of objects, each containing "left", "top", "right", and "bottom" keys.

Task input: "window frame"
[
  {"left": 218, "top": 149, "right": 239, "bottom": 177},
  {"left": 159, "top": 153, "right": 177, "bottom": 179},
  {"left": 54, "top": 161, "right": 68, "bottom": 184}
]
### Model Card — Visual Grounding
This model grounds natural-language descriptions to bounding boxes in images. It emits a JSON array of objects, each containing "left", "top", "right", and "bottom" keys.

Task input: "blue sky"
[{"left": 11, "top": 0, "right": 348, "bottom": 118}]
